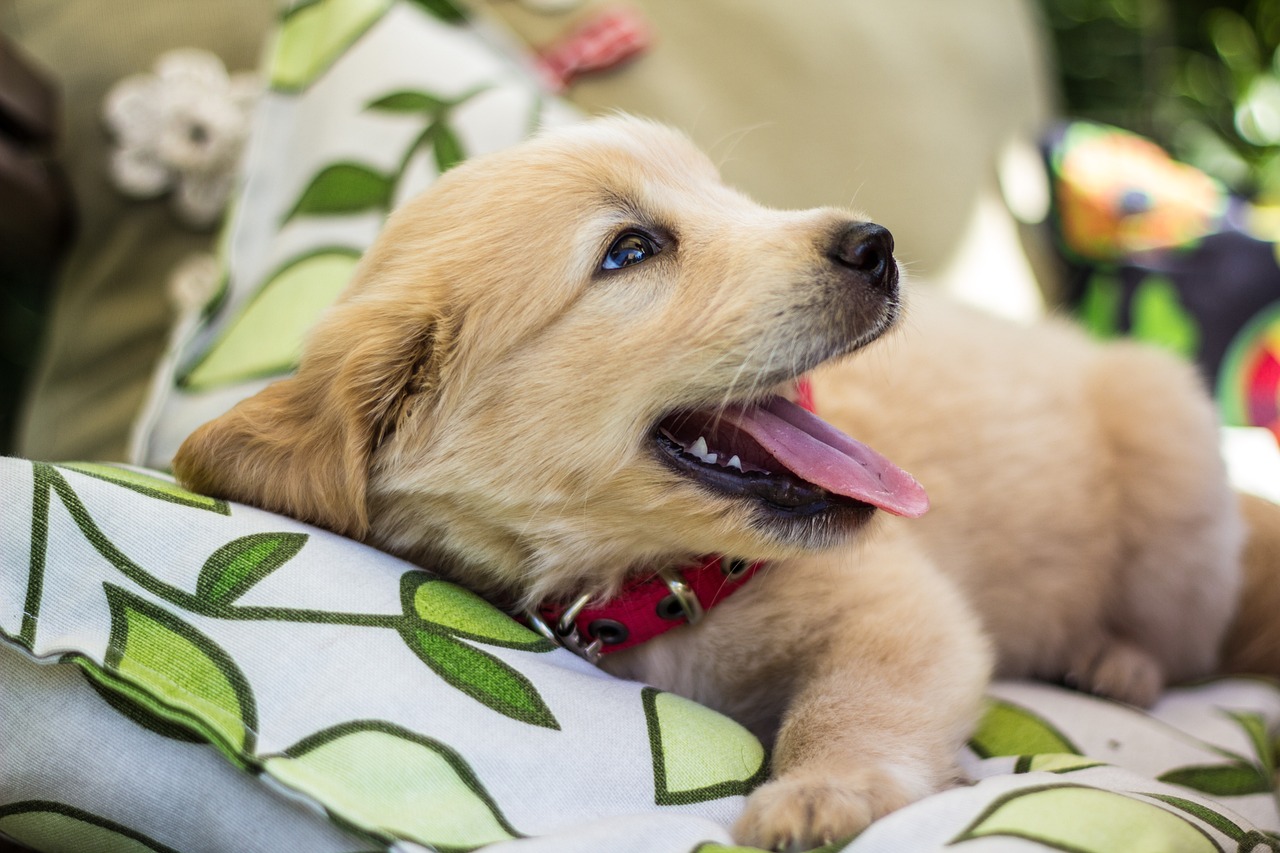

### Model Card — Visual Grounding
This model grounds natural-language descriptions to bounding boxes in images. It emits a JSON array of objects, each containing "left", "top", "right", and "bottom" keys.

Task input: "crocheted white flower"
[{"left": 104, "top": 49, "right": 258, "bottom": 228}]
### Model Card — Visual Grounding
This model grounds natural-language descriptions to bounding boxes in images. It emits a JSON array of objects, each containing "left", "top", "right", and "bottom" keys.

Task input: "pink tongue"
[{"left": 719, "top": 396, "right": 930, "bottom": 518}]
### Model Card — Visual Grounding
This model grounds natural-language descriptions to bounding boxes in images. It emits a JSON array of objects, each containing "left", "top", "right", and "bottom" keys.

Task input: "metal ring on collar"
[
  {"left": 522, "top": 609, "right": 558, "bottom": 644},
  {"left": 556, "top": 592, "right": 595, "bottom": 636},
  {"left": 658, "top": 569, "right": 703, "bottom": 625}
]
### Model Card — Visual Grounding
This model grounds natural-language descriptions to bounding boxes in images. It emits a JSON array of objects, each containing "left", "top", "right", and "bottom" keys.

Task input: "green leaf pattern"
[
  {"left": 264, "top": 722, "right": 518, "bottom": 850},
  {"left": 970, "top": 698, "right": 1081, "bottom": 758},
  {"left": 197, "top": 532, "right": 309, "bottom": 605},
  {"left": 104, "top": 584, "right": 259, "bottom": 761},
  {"left": 643, "top": 687, "right": 767, "bottom": 805},
  {"left": 5, "top": 458, "right": 1278, "bottom": 852},
  {"left": 0, "top": 802, "right": 182, "bottom": 853},
  {"left": 954, "top": 785, "right": 1224, "bottom": 853},
  {"left": 180, "top": 249, "right": 361, "bottom": 390},
  {"left": 58, "top": 462, "right": 229, "bottom": 514},
  {"left": 283, "top": 163, "right": 393, "bottom": 222},
  {"left": 398, "top": 627, "right": 560, "bottom": 729},
  {"left": 268, "top": 0, "right": 394, "bottom": 91},
  {"left": 402, "top": 573, "right": 553, "bottom": 651}
]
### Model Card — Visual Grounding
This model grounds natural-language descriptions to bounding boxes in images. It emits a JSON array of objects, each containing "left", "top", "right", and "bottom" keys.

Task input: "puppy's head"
[{"left": 174, "top": 116, "right": 925, "bottom": 604}]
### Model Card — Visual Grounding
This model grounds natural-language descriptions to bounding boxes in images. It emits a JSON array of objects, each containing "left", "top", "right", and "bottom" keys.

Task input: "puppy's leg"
[
  {"left": 728, "top": 531, "right": 991, "bottom": 850},
  {"left": 1221, "top": 493, "right": 1280, "bottom": 678},
  {"left": 608, "top": 527, "right": 991, "bottom": 849},
  {"left": 1084, "top": 343, "right": 1245, "bottom": 697}
]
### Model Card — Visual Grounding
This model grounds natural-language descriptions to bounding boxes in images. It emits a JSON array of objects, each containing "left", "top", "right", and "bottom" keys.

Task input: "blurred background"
[
  {"left": 6, "top": 0, "right": 1280, "bottom": 457},
  {"left": 1047, "top": 0, "right": 1280, "bottom": 201}
]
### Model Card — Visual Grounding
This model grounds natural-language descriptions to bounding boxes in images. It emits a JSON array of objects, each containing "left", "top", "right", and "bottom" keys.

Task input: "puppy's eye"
[{"left": 602, "top": 232, "right": 658, "bottom": 270}]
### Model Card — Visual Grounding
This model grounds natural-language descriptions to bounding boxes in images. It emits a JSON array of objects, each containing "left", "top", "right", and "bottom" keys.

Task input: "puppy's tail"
[{"left": 1219, "top": 492, "right": 1280, "bottom": 678}]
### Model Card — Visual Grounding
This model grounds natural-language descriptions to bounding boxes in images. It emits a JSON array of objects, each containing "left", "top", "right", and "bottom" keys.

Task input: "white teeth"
[
  {"left": 684, "top": 435, "right": 721, "bottom": 466},
  {"left": 727, "top": 455, "right": 743, "bottom": 471}
]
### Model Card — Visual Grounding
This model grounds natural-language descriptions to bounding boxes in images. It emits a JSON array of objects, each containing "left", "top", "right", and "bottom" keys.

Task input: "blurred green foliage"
[{"left": 1041, "top": 0, "right": 1280, "bottom": 199}]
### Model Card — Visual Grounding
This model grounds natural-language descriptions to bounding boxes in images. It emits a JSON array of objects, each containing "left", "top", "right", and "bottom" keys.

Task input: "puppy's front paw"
[
  {"left": 1068, "top": 640, "right": 1164, "bottom": 707},
  {"left": 732, "top": 769, "right": 913, "bottom": 852}
]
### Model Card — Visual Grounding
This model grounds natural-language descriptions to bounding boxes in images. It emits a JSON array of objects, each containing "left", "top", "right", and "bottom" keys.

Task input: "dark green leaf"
[
  {"left": 284, "top": 163, "right": 392, "bottom": 222},
  {"left": 407, "top": 0, "right": 466, "bottom": 23},
  {"left": 1143, "top": 792, "right": 1245, "bottom": 842},
  {"left": 1158, "top": 762, "right": 1274, "bottom": 796},
  {"left": 1226, "top": 710, "right": 1276, "bottom": 776},
  {"left": 399, "top": 627, "right": 559, "bottom": 729},
  {"left": 432, "top": 123, "right": 466, "bottom": 173},
  {"left": 366, "top": 90, "right": 449, "bottom": 113},
  {"left": 197, "top": 532, "right": 309, "bottom": 605}
]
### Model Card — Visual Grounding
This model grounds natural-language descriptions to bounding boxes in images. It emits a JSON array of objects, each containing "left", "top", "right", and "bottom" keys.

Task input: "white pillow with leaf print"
[
  {"left": 5, "top": 458, "right": 1280, "bottom": 852},
  {"left": 132, "top": 0, "right": 579, "bottom": 468},
  {"left": 0, "top": 457, "right": 771, "bottom": 853}
]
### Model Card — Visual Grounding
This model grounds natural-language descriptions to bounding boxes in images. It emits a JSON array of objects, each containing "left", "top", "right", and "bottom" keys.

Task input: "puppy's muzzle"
[{"left": 830, "top": 222, "right": 897, "bottom": 293}]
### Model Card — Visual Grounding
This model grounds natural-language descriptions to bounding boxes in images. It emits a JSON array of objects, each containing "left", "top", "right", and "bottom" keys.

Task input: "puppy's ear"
[{"left": 173, "top": 297, "right": 441, "bottom": 540}]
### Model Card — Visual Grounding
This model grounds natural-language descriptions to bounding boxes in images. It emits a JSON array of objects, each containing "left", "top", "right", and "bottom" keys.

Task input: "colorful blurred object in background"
[{"left": 1042, "top": 0, "right": 1280, "bottom": 443}]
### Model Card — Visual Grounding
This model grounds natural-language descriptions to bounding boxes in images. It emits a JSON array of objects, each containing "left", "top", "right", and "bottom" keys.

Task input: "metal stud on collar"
[
  {"left": 523, "top": 594, "right": 604, "bottom": 663},
  {"left": 658, "top": 567, "right": 703, "bottom": 625},
  {"left": 522, "top": 564, "right": 712, "bottom": 663}
]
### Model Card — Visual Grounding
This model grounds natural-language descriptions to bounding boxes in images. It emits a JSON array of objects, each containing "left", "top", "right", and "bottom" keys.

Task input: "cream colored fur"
[{"left": 174, "top": 117, "right": 1270, "bottom": 850}]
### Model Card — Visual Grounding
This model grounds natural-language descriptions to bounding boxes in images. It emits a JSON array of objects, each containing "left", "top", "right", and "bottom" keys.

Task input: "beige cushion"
[{"left": 485, "top": 0, "right": 1055, "bottom": 273}]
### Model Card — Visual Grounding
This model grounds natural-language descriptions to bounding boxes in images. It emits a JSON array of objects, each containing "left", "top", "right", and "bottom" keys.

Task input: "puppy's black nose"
[{"left": 830, "top": 222, "right": 895, "bottom": 288}]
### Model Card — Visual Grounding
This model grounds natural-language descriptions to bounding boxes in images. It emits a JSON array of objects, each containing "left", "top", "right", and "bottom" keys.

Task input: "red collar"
[
  {"left": 522, "top": 379, "right": 814, "bottom": 662},
  {"left": 524, "top": 556, "right": 766, "bottom": 661}
]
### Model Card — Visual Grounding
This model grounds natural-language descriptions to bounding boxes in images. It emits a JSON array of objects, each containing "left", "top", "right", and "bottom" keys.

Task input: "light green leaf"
[
  {"left": 284, "top": 163, "right": 392, "bottom": 222},
  {"left": 181, "top": 249, "right": 360, "bottom": 390},
  {"left": 269, "top": 0, "right": 393, "bottom": 91},
  {"left": 1015, "top": 753, "right": 1105, "bottom": 774},
  {"left": 76, "top": 658, "right": 204, "bottom": 744},
  {"left": 0, "top": 801, "right": 181, "bottom": 853},
  {"left": 197, "top": 532, "right": 309, "bottom": 606},
  {"left": 432, "top": 123, "right": 466, "bottom": 173},
  {"left": 401, "top": 573, "right": 553, "bottom": 650},
  {"left": 643, "top": 687, "right": 767, "bottom": 805},
  {"left": 398, "top": 627, "right": 559, "bottom": 729},
  {"left": 954, "top": 785, "right": 1223, "bottom": 853},
  {"left": 57, "top": 463, "right": 229, "bottom": 514},
  {"left": 367, "top": 91, "right": 449, "bottom": 113},
  {"left": 969, "top": 698, "right": 1080, "bottom": 758},
  {"left": 264, "top": 721, "right": 518, "bottom": 849},
  {"left": 104, "top": 585, "right": 257, "bottom": 759},
  {"left": 1158, "top": 763, "right": 1274, "bottom": 797}
]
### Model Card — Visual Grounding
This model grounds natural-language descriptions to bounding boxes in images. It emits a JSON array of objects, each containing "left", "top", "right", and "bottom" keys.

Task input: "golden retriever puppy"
[{"left": 175, "top": 117, "right": 1256, "bottom": 849}]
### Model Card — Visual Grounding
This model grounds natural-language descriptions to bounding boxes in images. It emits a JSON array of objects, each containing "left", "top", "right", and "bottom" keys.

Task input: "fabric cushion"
[
  {"left": 2, "top": 455, "right": 1278, "bottom": 852},
  {"left": 131, "top": 0, "right": 580, "bottom": 468}
]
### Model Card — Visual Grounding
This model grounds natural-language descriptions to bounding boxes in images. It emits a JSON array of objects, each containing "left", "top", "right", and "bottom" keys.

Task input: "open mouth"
[{"left": 655, "top": 394, "right": 929, "bottom": 519}]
